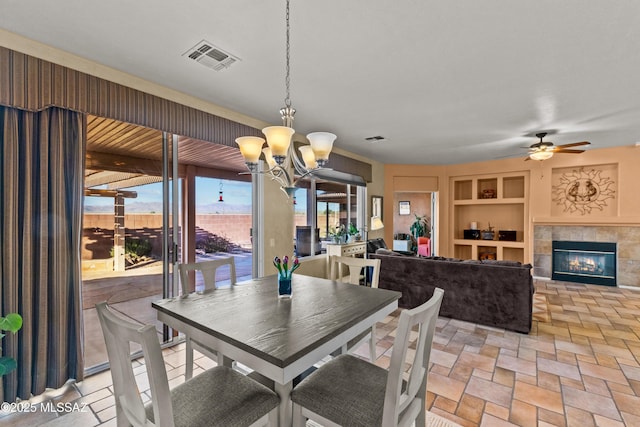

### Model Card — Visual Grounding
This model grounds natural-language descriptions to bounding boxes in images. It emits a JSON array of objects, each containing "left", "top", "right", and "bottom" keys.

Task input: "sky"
[{"left": 84, "top": 177, "right": 307, "bottom": 214}]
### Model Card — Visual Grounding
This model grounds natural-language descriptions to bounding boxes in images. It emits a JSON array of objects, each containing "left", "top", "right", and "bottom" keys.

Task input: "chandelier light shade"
[
  {"left": 234, "top": 0, "right": 335, "bottom": 197},
  {"left": 235, "top": 136, "right": 266, "bottom": 170},
  {"left": 298, "top": 145, "right": 318, "bottom": 169},
  {"left": 529, "top": 150, "right": 554, "bottom": 161},
  {"left": 262, "top": 126, "right": 295, "bottom": 163},
  {"left": 371, "top": 216, "right": 384, "bottom": 231},
  {"left": 306, "top": 132, "right": 336, "bottom": 167}
]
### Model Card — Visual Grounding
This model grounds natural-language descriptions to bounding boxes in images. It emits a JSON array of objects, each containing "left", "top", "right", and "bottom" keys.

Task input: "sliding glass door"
[{"left": 82, "top": 117, "right": 179, "bottom": 371}]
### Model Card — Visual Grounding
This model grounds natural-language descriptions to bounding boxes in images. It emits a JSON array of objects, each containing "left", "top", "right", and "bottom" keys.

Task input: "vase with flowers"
[
  {"left": 273, "top": 255, "right": 300, "bottom": 298},
  {"left": 329, "top": 224, "right": 348, "bottom": 244}
]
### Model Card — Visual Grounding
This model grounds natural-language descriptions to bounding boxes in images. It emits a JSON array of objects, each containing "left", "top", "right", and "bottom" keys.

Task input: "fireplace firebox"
[{"left": 552, "top": 241, "right": 617, "bottom": 286}]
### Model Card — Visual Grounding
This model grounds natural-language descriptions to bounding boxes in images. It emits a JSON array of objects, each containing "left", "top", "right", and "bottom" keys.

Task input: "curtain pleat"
[{"left": 0, "top": 106, "right": 85, "bottom": 402}]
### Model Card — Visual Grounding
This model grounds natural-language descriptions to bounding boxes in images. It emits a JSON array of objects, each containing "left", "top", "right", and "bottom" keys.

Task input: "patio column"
[{"left": 113, "top": 192, "right": 126, "bottom": 271}]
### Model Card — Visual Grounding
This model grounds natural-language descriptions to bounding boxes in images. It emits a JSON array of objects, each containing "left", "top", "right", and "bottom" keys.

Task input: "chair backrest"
[
  {"left": 178, "top": 257, "right": 237, "bottom": 295},
  {"left": 329, "top": 255, "right": 381, "bottom": 288},
  {"left": 96, "top": 301, "right": 174, "bottom": 427},
  {"left": 382, "top": 288, "right": 444, "bottom": 427}
]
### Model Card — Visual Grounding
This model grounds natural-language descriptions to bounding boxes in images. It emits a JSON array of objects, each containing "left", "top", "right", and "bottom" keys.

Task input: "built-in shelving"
[{"left": 451, "top": 172, "right": 529, "bottom": 263}]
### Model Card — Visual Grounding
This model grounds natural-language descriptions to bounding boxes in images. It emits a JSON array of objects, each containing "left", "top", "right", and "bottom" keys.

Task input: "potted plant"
[
  {"left": 348, "top": 223, "right": 361, "bottom": 241},
  {"left": 1, "top": 312, "right": 23, "bottom": 376},
  {"left": 410, "top": 214, "right": 430, "bottom": 239}
]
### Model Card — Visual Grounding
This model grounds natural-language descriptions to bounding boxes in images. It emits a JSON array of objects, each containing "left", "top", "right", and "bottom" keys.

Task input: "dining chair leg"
[
  {"left": 185, "top": 338, "right": 194, "bottom": 380},
  {"left": 292, "top": 403, "right": 306, "bottom": 427},
  {"left": 268, "top": 407, "right": 279, "bottom": 426},
  {"left": 369, "top": 325, "right": 377, "bottom": 362}
]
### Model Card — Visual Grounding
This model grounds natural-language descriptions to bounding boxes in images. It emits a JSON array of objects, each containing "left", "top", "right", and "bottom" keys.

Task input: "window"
[{"left": 294, "top": 180, "right": 366, "bottom": 257}]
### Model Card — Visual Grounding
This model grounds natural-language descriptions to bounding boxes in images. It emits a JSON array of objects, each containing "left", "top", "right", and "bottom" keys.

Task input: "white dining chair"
[
  {"left": 96, "top": 301, "right": 279, "bottom": 427},
  {"left": 178, "top": 257, "right": 236, "bottom": 379},
  {"left": 329, "top": 255, "right": 381, "bottom": 361},
  {"left": 291, "top": 288, "right": 444, "bottom": 427}
]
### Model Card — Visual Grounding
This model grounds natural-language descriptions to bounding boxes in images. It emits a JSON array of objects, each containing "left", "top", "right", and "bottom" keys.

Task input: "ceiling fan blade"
[
  {"left": 552, "top": 148, "right": 586, "bottom": 154},
  {"left": 555, "top": 141, "right": 590, "bottom": 149}
]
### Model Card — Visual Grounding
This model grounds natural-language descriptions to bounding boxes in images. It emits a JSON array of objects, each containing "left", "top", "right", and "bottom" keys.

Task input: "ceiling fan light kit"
[{"left": 526, "top": 132, "right": 590, "bottom": 161}]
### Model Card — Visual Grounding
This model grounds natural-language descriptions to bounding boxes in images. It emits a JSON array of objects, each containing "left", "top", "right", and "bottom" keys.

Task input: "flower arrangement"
[
  {"left": 273, "top": 255, "right": 300, "bottom": 279},
  {"left": 329, "top": 224, "right": 347, "bottom": 243}
]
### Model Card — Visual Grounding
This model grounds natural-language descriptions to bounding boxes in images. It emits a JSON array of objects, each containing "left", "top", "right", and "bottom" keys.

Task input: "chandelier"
[{"left": 235, "top": 0, "right": 336, "bottom": 198}]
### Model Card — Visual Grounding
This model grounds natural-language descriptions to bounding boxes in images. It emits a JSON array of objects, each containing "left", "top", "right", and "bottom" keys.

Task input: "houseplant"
[
  {"left": 0, "top": 312, "right": 23, "bottom": 376},
  {"left": 410, "top": 214, "right": 430, "bottom": 239}
]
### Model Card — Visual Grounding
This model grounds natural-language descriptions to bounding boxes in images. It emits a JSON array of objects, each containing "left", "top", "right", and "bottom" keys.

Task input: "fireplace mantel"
[{"left": 532, "top": 217, "right": 640, "bottom": 226}]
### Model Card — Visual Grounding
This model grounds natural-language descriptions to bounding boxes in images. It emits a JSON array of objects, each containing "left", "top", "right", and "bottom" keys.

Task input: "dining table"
[{"left": 152, "top": 273, "right": 401, "bottom": 427}]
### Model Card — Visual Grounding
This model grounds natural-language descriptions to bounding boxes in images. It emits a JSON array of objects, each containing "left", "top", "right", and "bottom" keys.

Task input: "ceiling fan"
[{"left": 526, "top": 132, "right": 590, "bottom": 161}]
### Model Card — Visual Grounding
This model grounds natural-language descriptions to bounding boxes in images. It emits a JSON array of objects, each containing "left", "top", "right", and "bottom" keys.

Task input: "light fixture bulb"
[
  {"left": 298, "top": 145, "right": 318, "bottom": 169},
  {"left": 307, "top": 132, "right": 336, "bottom": 167},
  {"left": 529, "top": 150, "right": 554, "bottom": 161},
  {"left": 262, "top": 147, "right": 278, "bottom": 169},
  {"left": 262, "top": 126, "right": 295, "bottom": 164},
  {"left": 235, "top": 136, "right": 265, "bottom": 169}
]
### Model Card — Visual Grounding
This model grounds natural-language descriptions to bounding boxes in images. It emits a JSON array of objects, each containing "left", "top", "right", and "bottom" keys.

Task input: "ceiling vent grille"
[{"left": 183, "top": 40, "right": 240, "bottom": 71}]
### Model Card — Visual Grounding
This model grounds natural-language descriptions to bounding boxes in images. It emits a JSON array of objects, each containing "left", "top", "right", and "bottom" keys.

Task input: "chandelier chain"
[{"left": 284, "top": 0, "right": 291, "bottom": 108}]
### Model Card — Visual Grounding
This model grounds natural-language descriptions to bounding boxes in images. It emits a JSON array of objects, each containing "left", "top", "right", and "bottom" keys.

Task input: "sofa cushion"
[
  {"left": 375, "top": 248, "right": 405, "bottom": 256},
  {"left": 481, "top": 259, "right": 522, "bottom": 267}
]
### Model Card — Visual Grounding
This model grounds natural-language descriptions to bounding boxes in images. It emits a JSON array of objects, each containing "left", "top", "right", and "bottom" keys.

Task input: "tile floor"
[{"left": 2, "top": 279, "right": 640, "bottom": 426}]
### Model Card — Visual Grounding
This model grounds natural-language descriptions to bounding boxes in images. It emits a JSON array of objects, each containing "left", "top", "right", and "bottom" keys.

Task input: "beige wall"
[{"left": 385, "top": 145, "right": 640, "bottom": 262}]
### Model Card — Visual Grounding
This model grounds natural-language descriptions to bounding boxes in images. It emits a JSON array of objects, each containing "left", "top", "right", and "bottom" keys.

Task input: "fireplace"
[{"left": 552, "top": 241, "right": 617, "bottom": 286}]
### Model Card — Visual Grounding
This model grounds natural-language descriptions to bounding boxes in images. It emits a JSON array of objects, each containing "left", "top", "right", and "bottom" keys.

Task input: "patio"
[{"left": 82, "top": 251, "right": 253, "bottom": 369}]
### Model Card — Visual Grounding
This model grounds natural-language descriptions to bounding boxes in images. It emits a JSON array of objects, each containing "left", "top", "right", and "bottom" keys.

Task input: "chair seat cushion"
[
  {"left": 291, "top": 354, "right": 388, "bottom": 427},
  {"left": 146, "top": 366, "right": 279, "bottom": 427}
]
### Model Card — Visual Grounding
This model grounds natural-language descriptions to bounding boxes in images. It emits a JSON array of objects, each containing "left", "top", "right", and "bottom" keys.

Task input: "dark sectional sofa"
[{"left": 370, "top": 250, "right": 534, "bottom": 333}]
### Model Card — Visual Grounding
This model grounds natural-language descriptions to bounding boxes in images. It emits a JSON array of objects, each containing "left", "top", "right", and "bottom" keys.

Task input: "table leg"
[{"left": 274, "top": 381, "right": 293, "bottom": 427}]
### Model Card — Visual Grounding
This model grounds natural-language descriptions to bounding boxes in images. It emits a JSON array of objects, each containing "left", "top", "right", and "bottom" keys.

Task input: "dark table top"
[{"left": 152, "top": 274, "right": 401, "bottom": 368}]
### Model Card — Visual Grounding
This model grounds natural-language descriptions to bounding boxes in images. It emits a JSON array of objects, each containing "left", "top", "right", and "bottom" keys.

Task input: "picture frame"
[
  {"left": 372, "top": 195, "right": 383, "bottom": 220},
  {"left": 399, "top": 201, "right": 411, "bottom": 215}
]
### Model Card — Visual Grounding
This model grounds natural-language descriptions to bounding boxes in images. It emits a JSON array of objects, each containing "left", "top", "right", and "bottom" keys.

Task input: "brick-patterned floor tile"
[
  {"left": 514, "top": 381, "right": 563, "bottom": 414},
  {"left": 456, "top": 393, "right": 485, "bottom": 424},
  {"left": 537, "top": 370, "right": 561, "bottom": 393},
  {"left": 509, "top": 399, "right": 537, "bottom": 427},
  {"left": 578, "top": 360, "right": 628, "bottom": 385},
  {"left": 466, "top": 376, "right": 513, "bottom": 407},
  {"left": 537, "top": 357, "right": 581, "bottom": 381},
  {"left": 496, "top": 353, "right": 536, "bottom": 376},
  {"left": 433, "top": 395, "right": 459, "bottom": 413},
  {"left": 562, "top": 386, "right": 621, "bottom": 421},
  {"left": 538, "top": 407, "right": 567, "bottom": 427},
  {"left": 611, "top": 391, "right": 640, "bottom": 417},
  {"left": 484, "top": 402, "right": 510, "bottom": 420},
  {"left": 565, "top": 405, "right": 596, "bottom": 427},
  {"left": 493, "top": 366, "right": 515, "bottom": 388}
]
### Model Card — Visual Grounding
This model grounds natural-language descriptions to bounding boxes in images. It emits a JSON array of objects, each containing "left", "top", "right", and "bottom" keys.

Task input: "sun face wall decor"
[{"left": 551, "top": 165, "right": 617, "bottom": 216}]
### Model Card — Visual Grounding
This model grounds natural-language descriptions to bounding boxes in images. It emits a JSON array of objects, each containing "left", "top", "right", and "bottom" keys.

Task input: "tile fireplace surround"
[{"left": 534, "top": 225, "right": 640, "bottom": 288}]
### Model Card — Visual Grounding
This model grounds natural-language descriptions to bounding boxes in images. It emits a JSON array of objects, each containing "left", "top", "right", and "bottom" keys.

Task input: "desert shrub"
[
  {"left": 195, "top": 234, "right": 237, "bottom": 253},
  {"left": 110, "top": 238, "right": 153, "bottom": 264}
]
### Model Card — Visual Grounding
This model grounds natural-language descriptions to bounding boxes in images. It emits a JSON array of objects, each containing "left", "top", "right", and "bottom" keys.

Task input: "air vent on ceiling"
[
  {"left": 365, "top": 135, "right": 387, "bottom": 143},
  {"left": 183, "top": 40, "right": 240, "bottom": 71}
]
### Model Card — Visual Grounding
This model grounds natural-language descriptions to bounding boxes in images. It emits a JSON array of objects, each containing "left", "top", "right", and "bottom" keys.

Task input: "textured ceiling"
[{"left": 2, "top": 0, "right": 640, "bottom": 164}]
